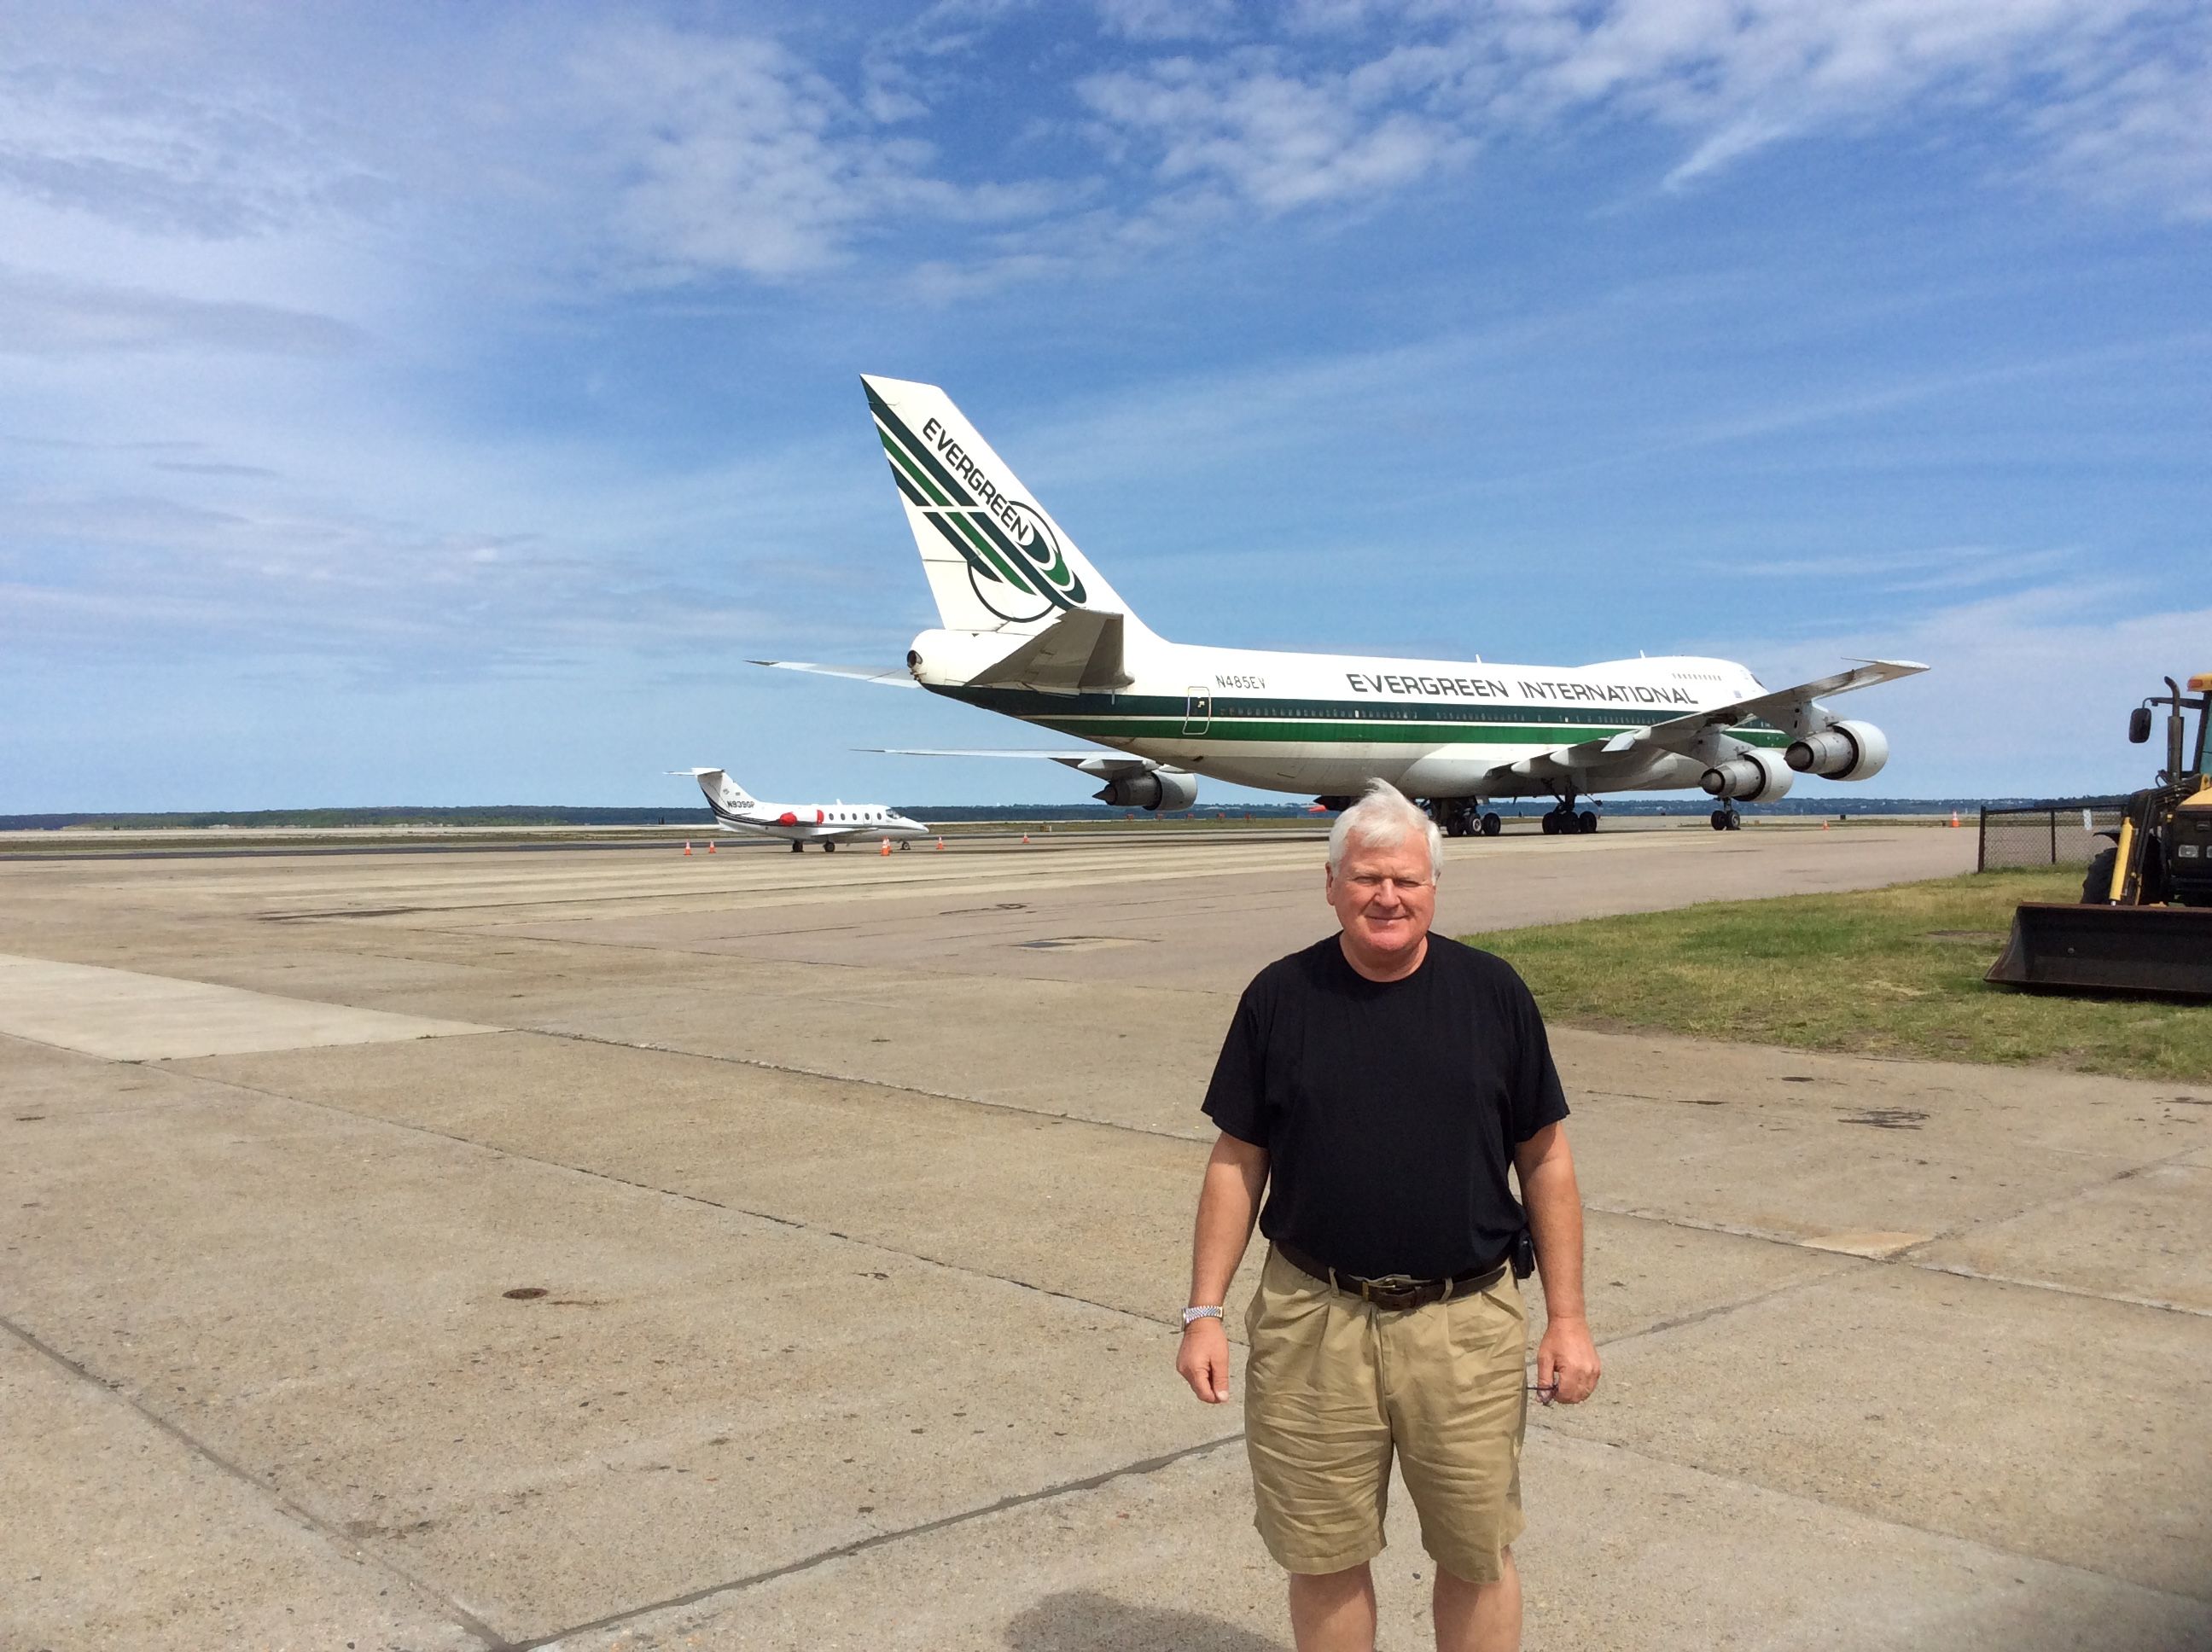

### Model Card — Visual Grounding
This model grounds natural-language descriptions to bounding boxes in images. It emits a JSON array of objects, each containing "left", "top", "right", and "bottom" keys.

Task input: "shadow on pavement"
[{"left": 1006, "top": 1591, "right": 1284, "bottom": 1652}]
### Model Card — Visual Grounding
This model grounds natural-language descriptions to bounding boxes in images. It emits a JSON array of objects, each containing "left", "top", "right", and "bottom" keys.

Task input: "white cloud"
[
  {"left": 567, "top": 24, "right": 1063, "bottom": 284},
  {"left": 1096, "top": 0, "right": 1241, "bottom": 43},
  {"left": 3, "top": 3, "right": 2199, "bottom": 309},
  {"left": 1075, "top": 0, "right": 2212, "bottom": 226},
  {"left": 0, "top": 59, "right": 392, "bottom": 239},
  {"left": 1078, "top": 54, "right": 1470, "bottom": 212},
  {"left": 0, "top": 268, "right": 360, "bottom": 357},
  {"left": 1711, "top": 584, "right": 2212, "bottom": 796}
]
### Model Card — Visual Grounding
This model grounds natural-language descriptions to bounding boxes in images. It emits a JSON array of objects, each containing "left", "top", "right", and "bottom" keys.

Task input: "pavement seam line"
[
  {"left": 253, "top": 849, "right": 1329, "bottom": 924},
  {"left": 1883, "top": 1140, "right": 2212, "bottom": 1318},
  {"left": 1587, "top": 1197, "right": 2212, "bottom": 1324},
  {"left": 503, "top": 1431, "right": 1247, "bottom": 1649},
  {"left": 0, "top": 1310, "right": 514, "bottom": 1652},
  {"left": 163, "top": 1063, "right": 1190, "bottom": 1337},
  {"left": 1892, "top": 1137, "right": 2210, "bottom": 1253},
  {"left": 1903, "top": 1259, "right": 2212, "bottom": 1319},
  {"left": 525, "top": 1025, "right": 1208, "bottom": 1143},
  {"left": 1580, "top": 1254, "right": 1875, "bottom": 1355},
  {"left": 1534, "top": 1422, "right": 2212, "bottom": 1609}
]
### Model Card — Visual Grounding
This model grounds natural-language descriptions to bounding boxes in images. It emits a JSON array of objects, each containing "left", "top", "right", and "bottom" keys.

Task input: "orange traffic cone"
[
  {"left": 879, "top": 839, "right": 891, "bottom": 856},
  {"left": 683, "top": 841, "right": 692, "bottom": 856},
  {"left": 1821, "top": 820, "right": 1830, "bottom": 830},
  {"left": 1022, "top": 833, "right": 1031, "bottom": 844},
  {"left": 936, "top": 837, "right": 945, "bottom": 851},
  {"left": 1951, "top": 811, "right": 1960, "bottom": 828},
  {"left": 707, "top": 841, "right": 716, "bottom": 853}
]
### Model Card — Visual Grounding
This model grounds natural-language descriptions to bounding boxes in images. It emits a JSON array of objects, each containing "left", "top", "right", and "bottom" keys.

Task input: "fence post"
[
  {"left": 1976, "top": 806, "right": 1988, "bottom": 873},
  {"left": 2049, "top": 809, "right": 2057, "bottom": 865}
]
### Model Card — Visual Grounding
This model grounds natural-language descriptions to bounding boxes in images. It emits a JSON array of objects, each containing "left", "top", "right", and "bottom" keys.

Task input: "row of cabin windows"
[{"left": 1181, "top": 702, "right": 1683, "bottom": 726}]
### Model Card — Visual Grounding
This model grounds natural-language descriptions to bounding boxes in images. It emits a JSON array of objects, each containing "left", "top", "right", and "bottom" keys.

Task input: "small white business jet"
[
  {"left": 758, "top": 376, "right": 1928, "bottom": 835},
  {"left": 676, "top": 769, "right": 929, "bottom": 852}
]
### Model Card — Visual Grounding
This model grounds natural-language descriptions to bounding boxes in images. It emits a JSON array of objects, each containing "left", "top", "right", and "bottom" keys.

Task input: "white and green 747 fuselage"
[{"left": 767, "top": 376, "right": 1925, "bottom": 828}]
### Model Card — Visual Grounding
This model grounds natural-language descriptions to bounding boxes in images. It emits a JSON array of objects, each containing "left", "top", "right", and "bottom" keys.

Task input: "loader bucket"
[{"left": 1986, "top": 902, "right": 2212, "bottom": 1000}]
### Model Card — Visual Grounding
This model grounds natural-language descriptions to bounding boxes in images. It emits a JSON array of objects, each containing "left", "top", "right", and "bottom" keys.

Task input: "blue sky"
[{"left": 4, "top": 0, "right": 2208, "bottom": 810}]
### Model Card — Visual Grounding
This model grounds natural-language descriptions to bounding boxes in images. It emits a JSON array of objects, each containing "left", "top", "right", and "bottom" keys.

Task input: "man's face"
[{"left": 1324, "top": 828, "right": 1437, "bottom": 967}]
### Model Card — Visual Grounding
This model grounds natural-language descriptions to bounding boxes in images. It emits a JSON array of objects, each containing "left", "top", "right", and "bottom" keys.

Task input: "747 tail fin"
[{"left": 862, "top": 375, "right": 1136, "bottom": 636}]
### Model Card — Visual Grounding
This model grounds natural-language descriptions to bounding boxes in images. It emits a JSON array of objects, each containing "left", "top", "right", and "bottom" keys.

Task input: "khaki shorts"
[{"left": 1243, "top": 1246, "right": 1528, "bottom": 1581}]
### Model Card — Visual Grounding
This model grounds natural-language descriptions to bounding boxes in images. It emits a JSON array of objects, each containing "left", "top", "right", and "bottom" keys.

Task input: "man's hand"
[
  {"left": 1535, "top": 1312, "right": 1599, "bottom": 1405},
  {"left": 1176, "top": 1318, "right": 1232, "bottom": 1403}
]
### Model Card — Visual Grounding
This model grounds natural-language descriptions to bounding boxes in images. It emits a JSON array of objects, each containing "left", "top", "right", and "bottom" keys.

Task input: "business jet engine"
[
  {"left": 1700, "top": 747, "right": 1794, "bottom": 802},
  {"left": 1095, "top": 771, "right": 1199, "bottom": 812},
  {"left": 1784, "top": 718, "right": 1889, "bottom": 782}
]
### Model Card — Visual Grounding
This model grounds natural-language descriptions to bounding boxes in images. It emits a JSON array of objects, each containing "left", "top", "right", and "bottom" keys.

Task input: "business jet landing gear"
[
  {"left": 823, "top": 840, "right": 838, "bottom": 852},
  {"left": 789, "top": 841, "right": 804, "bottom": 852},
  {"left": 1709, "top": 806, "right": 1742, "bottom": 832}
]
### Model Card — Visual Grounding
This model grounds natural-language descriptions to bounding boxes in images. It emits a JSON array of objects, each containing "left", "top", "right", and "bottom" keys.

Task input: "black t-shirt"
[{"left": 1202, "top": 934, "right": 1569, "bottom": 1281}]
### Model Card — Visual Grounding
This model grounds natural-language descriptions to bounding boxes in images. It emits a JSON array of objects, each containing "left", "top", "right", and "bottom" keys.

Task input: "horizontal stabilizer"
[
  {"left": 967, "top": 609, "right": 1132, "bottom": 695},
  {"left": 749, "top": 659, "right": 918, "bottom": 689},
  {"left": 862, "top": 747, "right": 1173, "bottom": 779}
]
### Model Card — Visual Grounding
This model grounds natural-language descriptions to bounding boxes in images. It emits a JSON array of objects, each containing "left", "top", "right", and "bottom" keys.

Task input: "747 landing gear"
[
  {"left": 1427, "top": 800, "right": 1487, "bottom": 839},
  {"left": 1540, "top": 799, "right": 1600, "bottom": 835},
  {"left": 1709, "top": 806, "right": 1742, "bottom": 832},
  {"left": 1421, "top": 800, "right": 1506, "bottom": 839}
]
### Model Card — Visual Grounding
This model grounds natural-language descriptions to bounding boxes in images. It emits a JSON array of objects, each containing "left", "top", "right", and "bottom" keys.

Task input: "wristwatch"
[{"left": 1181, "top": 1305, "right": 1225, "bottom": 1329}]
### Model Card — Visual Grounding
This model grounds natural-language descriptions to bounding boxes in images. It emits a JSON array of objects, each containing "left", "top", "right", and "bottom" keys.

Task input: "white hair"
[{"left": 1326, "top": 779, "right": 1442, "bottom": 881}]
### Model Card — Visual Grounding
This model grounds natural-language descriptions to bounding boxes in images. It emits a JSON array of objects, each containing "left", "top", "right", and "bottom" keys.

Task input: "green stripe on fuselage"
[{"left": 927, "top": 684, "right": 1791, "bottom": 748}]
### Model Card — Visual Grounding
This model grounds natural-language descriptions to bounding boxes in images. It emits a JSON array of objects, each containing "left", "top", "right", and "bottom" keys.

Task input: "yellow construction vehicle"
[{"left": 1987, "top": 672, "right": 2212, "bottom": 998}]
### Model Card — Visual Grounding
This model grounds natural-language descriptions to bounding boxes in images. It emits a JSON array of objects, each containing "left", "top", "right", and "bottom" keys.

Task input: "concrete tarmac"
[{"left": 3, "top": 821, "right": 2208, "bottom": 1650}]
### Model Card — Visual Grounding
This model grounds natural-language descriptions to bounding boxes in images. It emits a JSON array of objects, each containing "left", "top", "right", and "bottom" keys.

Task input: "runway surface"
[{"left": 3, "top": 823, "right": 2208, "bottom": 1650}]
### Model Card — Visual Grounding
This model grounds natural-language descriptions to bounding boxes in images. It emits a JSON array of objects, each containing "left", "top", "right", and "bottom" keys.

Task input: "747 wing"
[{"left": 1502, "top": 658, "right": 1928, "bottom": 785}]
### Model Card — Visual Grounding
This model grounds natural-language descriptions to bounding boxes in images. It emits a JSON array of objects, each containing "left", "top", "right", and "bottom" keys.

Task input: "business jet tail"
[
  {"left": 673, "top": 768, "right": 754, "bottom": 815},
  {"left": 862, "top": 375, "right": 1138, "bottom": 637}
]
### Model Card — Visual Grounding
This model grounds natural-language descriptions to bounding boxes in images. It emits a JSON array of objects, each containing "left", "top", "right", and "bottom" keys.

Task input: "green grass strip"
[{"left": 1463, "top": 869, "right": 2212, "bottom": 1084}]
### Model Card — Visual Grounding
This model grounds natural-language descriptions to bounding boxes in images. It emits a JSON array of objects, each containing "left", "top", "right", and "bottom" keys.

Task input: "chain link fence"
[{"left": 1977, "top": 798, "right": 2128, "bottom": 872}]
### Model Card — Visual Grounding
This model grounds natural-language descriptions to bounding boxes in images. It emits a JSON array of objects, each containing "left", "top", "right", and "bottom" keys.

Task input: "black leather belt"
[{"left": 1275, "top": 1239, "right": 1507, "bottom": 1312}]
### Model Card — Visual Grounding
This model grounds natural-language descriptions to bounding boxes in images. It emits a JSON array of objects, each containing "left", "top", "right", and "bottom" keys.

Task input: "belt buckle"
[{"left": 1362, "top": 1273, "right": 1422, "bottom": 1310}]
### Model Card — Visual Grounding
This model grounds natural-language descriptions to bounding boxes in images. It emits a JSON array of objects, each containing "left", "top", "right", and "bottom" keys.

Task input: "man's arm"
[
  {"left": 1514, "top": 1121, "right": 1600, "bottom": 1404},
  {"left": 1175, "top": 1131, "right": 1270, "bottom": 1404}
]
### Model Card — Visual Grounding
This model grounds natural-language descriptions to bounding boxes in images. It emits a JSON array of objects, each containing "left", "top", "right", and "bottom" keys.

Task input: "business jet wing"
[
  {"left": 861, "top": 747, "right": 1172, "bottom": 778},
  {"left": 749, "top": 659, "right": 919, "bottom": 689},
  {"left": 1504, "top": 659, "right": 1929, "bottom": 783}
]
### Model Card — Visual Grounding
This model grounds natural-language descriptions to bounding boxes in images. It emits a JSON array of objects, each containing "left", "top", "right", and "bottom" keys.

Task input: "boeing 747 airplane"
[
  {"left": 677, "top": 769, "right": 928, "bottom": 852},
  {"left": 759, "top": 377, "right": 1927, "bottom": 835}
]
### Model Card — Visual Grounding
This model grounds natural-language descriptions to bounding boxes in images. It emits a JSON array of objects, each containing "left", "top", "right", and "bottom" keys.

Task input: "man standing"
[{"left": 1175, "top": 780, "right": 1598, "bottom": 1652}]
